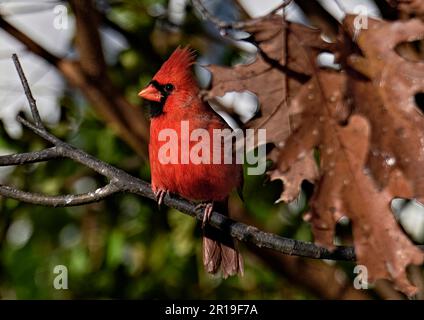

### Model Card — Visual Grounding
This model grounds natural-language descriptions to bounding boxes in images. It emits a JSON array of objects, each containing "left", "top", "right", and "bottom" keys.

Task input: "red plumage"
[{"left": 139, "top": 47, "right": 244, "bottom": 277}]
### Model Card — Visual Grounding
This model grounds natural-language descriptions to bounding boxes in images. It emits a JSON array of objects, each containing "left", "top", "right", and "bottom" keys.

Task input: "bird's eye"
[{"left": 164, "top": 84, "right": 174, "bottom": 92}]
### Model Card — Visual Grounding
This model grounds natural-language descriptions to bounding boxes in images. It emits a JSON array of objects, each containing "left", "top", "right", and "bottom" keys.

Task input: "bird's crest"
[{"left": 153, "top": 46, "right": 196, "bottom": 86}]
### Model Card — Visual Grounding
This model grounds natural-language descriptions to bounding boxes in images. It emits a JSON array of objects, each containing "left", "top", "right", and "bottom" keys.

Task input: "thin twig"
[
  {"left": 191, "top": 0, "right": 292, "bottom": 30},
  {"left": 1, "top": 54, "right": 423, "bottom": 262},
  {"left": 12, "top": 54, "right": 43, "bottom": 127}
]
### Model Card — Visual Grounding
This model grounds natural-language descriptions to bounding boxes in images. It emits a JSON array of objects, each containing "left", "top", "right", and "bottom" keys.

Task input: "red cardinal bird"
[{"left": 138, "top": 47, "right": 243, "bottom": 278}]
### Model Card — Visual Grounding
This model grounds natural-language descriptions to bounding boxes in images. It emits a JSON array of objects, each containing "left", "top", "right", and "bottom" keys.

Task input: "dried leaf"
[
  {"left": 333, "top": 116, "right": 422, "bottom": 296},
  {"left": 270, "top": 150, "right": 319, "bottom": 203},
  {"left": 277, "top": 70, "right": 423, "bottom": 294},
  {"left": 343, "top": 16, "right": 424, "bottom": 202},
  {"left": 206, "top": 15, "right": 333, "bottom": 148}
]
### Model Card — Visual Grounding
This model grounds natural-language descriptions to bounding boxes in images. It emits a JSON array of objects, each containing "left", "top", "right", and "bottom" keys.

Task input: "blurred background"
[{"left": 0, "top": 0, "right": 422, "bottom": 299}]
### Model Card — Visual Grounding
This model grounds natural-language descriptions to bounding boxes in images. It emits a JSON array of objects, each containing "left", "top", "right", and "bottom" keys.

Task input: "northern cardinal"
[{"left": 138, "top": 47, "right": 243, "bottom": 278}]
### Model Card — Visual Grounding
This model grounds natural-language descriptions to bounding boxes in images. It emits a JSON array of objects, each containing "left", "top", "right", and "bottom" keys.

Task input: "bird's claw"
[
  {"left": 196, "top": 202, "right": 214, "bottom": 228},
  {"left": 154, "top": 189, "right": 168, "bottom": 208}
]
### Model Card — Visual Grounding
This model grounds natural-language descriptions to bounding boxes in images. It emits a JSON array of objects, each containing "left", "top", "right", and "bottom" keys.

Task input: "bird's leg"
[
  {"left": 154, "top": 189, "right": 168, "bottom": 208},
  {"left": 196, "top": 202, "right": 214, "bottom": 228}
]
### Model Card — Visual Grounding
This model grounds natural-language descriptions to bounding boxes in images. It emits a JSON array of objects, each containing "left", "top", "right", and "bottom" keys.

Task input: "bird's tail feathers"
[{"left": 202, "top": 224, "right": 244, "bottom": 278}]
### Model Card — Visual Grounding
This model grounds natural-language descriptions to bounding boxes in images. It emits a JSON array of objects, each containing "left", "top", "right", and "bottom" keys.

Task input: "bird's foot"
[
  {"left": 154, "top": 189, "right": 168, "bottom": 208},
  {"left": 196, "top": 202, "right": 214, "bottom": 228}
]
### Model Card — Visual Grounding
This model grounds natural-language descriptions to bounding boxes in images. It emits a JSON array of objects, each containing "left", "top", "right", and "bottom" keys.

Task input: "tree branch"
[
  {"left": 0, "top": 182, "right": 120, "bottom": 207},
  {"left": 0, "top": 147, "right": 62, "bottom": 166},
  {"left": 0, "top": 16, "right": 59, "bottom": 66},
  {"left": 68, "top": 0, "right": 107, "bottom": 79},
  {"left": 2, "top": 54, "right": 423, "bottom": 263}
]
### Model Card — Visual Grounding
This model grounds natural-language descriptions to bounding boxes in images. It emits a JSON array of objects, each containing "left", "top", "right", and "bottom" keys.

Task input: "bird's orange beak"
[{"left": 138, "top": 84, "right": 162, "bottom": 102}]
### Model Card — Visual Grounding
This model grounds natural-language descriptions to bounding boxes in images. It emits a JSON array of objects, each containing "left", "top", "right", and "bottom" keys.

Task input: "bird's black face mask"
[{"left": 147, "top": 80, "right": 174, "bottom": 118}]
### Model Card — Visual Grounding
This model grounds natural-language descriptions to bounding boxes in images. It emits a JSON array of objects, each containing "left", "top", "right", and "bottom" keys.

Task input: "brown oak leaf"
[
  {"left": 342, "top": 16, "right": 424, "bottom": 202},
  {"left": 206, "top": 15, "right": 333, "bottom": 149},
  {"left": 326, "top": 115, "right": 423, "bottom": 296},
  {"left": 275, "top": 70, "right": 423, "bottom": 295}
]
